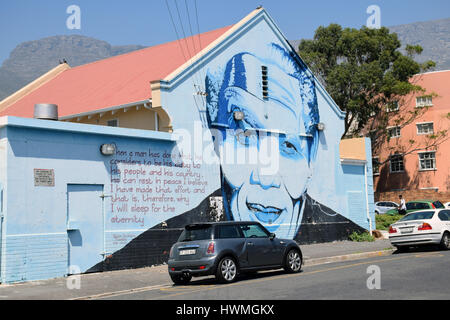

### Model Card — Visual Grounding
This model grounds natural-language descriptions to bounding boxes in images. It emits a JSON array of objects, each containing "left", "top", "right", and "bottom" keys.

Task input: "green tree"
[{"left": 298, "top": 24, "right": 436, "bottom": 138}]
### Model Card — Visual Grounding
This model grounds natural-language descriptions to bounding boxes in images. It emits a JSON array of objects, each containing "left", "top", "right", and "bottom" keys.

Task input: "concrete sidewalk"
[
  {"left": 302, "top": 238, "right": 393, "bottom": 266},
  {"left": 0, "top": 239, "right": 394, "bottom": 300}
]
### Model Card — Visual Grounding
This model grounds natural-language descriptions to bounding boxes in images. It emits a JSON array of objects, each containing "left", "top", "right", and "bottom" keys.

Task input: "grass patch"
[
  {"left": 376, "top": 213, "right": 403, "bottom": 231},
  {"left": 349, "top": 231, "right": 375, "bottom": 242}
]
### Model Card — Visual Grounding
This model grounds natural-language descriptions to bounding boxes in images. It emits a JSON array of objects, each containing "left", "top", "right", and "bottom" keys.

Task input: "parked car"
[
  {"left": 385, "top": 200, "right": 445, "bottom": 215},
  {"left": 388, "top": 209, "right": 450, "bottom": 251},
  {"left": 168, "top": 221, "right": 303, "bottom": 285},
  {"left": 375, "top": 201, "right": 399, "bottom": 215}
]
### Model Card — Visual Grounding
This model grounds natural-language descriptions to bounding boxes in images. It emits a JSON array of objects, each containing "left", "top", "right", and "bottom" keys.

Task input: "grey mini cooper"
[{"left": 168, "top": 221, "right": 303, "bottom": 284}]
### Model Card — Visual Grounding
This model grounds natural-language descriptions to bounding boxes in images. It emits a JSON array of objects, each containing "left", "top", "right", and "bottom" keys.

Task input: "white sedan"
[{"left": 389, "top": 209, "right": 450, "bottom": 251}]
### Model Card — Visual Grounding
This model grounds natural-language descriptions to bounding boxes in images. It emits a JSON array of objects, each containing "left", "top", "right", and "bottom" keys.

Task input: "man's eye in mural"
[
  {"left": 279, "top": 135, "right": 308, "bottom": 160},
  {"left": 282, "top": 141, "right": 298, "bottom": 155}
]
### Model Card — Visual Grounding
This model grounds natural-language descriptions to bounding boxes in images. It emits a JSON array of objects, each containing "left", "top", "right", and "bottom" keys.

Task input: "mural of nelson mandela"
[
  {"left": 204, "top": 43, "right": 365, "bottom": 243},
  {"left": 91, "top": 43, "right": 368, "bottom": 272}
]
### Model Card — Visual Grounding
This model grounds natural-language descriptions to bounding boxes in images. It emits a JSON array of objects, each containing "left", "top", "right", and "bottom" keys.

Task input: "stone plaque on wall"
[{"left": 34, "top": 169, "right": 55, "bottom": 187}]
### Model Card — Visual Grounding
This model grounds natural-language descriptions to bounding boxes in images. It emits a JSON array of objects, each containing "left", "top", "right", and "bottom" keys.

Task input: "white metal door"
[{"left": 67, "top": 184, "right": 104, "bottom": 274}]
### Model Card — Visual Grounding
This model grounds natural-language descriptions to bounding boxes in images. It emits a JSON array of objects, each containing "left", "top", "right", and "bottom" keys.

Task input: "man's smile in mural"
[
  {"left": 246, "top": 202, "right": 283, "bottom": 220},
  {"left": 205, "top": 43, "right": 320, "bottom": 238},
  {"left": 238, "top": 178, "right": 291, "bottom": 225}
]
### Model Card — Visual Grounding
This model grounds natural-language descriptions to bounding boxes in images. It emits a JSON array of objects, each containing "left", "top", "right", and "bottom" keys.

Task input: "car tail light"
[
  {"left": 389, "top": 226, "right": 397, "bottom": 234},
  {"left": 418, "top": 223, "right": 432, "bottom": 231},
  {"left": 206, "top": 242, "right": 215, "bottom": 255},
  {"left": 431, "top": 203, "right": 436, "bottom": 209},
  {"left": 169, "top": 246, "right": 174, "bottom": 258}
]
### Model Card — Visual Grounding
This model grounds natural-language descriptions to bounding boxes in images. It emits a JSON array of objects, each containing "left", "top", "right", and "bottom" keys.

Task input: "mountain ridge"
[
  {"left": 290, "top": 17, "right": 450, "bottom": 72},
  {"left": 1, "top": 17, "right": 449, "bottom": 101},
  {"left": 0, "top": 34, "right": 147, "bottom": 101}
]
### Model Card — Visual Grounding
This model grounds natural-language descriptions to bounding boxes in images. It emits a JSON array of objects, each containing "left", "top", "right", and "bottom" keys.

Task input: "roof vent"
[
  {"left": 34, "top": 104, "right": 58, "bottom": 121},
  {"left": 261, "top": 66, "right": 269, "bottom": 100}
]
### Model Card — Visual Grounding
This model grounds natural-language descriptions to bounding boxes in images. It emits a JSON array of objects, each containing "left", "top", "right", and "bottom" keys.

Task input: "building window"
[
  {"left": 390, "top": 154, "right": 404, "bottom": 173},
  {"left": 107, "top": 119, "right": 118, "bottom": 127},
  {"left": 387, "top": 126, "right": 401, "bottom": 138},
  {"left": 386, "top": 100, "right": 399, "bottom": 112},
  {"left": 416, "top": 96, "right": 433, "bottom": 108},
  {"left": 372, "top": 157, "right": 380, "bottom": 176},
  {"left": 419, "top": 152, "right": 436, "bottom": 171},
  {"left": 416, "top": 122, "right": 434, "bottom": 135}
]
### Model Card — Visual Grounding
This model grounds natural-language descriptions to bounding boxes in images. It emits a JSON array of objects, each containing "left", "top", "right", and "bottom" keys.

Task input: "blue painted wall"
[
  {"left": 0, "top": 9, "right": 374, "bottom": 283},
  {"left": 0, "top": 117, "right": 373, "bottom": 283},
  {"left": 0, "top": 131, "right": 6, "bottom": 280},
  {"left": 158, "top": 9, "right": 372, "bottom": 241},
  {"left": 0, "top": 118, "right": 190, "bottom": 282}
]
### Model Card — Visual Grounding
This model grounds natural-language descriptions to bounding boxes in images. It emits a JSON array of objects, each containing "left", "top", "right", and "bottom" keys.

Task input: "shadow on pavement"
[
  {"left": 171, "top": 269, "right": 303, "bottom": 287},
  {"left": 392, "top": 244, "right": 446, "bottom": 254}
]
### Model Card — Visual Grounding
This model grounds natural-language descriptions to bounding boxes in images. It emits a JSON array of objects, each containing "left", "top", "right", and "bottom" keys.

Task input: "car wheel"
[
  {"left": 440, "top": 232, "right": 450, "bottom": 250},
  {"left": 284, "top": 248, "right": 302, "bottom": 273},
  {"left": 216, "top": 257, "right": 238, "bottom": 283},
  {"left": 375, "top": 210, "right": 380, "bottom": 215},
  {"left": 170, "top": 273, "right": 192, "bottom": 285}
]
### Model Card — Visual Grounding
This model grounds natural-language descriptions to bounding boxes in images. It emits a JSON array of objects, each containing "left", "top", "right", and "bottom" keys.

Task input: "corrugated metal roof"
[{"left": 0, "top": 26, "right": 232, "bottom": 119}]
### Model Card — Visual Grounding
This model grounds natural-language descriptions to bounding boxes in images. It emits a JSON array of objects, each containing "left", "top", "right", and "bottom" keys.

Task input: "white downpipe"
[
  {"left": 364, "top": 163, "right": 373, "bottom": 234},
  {"left": 142, "top": 102, "right": 159, "bottom": 132},
  {"left": 154, "top": 112, "right": 159, "bottom": 132},
  {"left": 0, "top": 188, "right": 3, "bottom": 282}
]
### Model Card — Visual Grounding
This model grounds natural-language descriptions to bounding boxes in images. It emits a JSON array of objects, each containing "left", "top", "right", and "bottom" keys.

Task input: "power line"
[
  {"left": 184, "top": 0, "right": 198, "bottom": 54},
  {"left": 174, "top": 0, "right": 193, "bottom": 60},
  {"left": 165, "top": 0, "right": 206, "bottom": 126},
  {"left": 171, "top": 0, "right": 203, "bottom": 89},
  {"left": 185, "top": 0, "right": 208, "bottom": 106},
  {"left": 174, "top": 0, "right": 207, "bottom": 108},
  {"left": 183, "top": 0, "right": 203, "bottom": 92},
  {"left": 193, "top": 0, "right": 208, "bottom": 104},
  {"left": 165, "top": 0, "right": 188, "bottom": 62},
  {"left": 194, "top": 0, "right": 203, "bottom": 53},
  {"left": 176, "top": 0, "right": 210, "bottom": 137}
]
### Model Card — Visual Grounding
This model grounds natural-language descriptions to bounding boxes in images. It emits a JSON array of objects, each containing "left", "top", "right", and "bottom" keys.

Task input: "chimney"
[{"left": 34, "top": 104, "right": 58, "bottom": 121}]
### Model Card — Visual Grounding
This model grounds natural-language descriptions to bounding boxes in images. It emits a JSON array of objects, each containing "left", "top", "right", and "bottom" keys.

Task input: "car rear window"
[
  {"left": 406, "top": 202, "right": 429, "bottom": 210},
  {"left": 433, "top": 201, "right": 444, "bottom": 209},
  {"left": 400, "top": 211, "right": 435, "bottom": 221},
  {"left": 388, "top": 202, "right": 397, "bottom": 207},
  {"left": 438, "top": 211, "right": 450, "bottom": 221},
  {"left": 178, "top": 224, "right": 213, "bottom": 242}
]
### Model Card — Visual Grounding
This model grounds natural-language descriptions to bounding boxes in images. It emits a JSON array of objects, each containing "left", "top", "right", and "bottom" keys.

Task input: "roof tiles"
[{"left": 0, "top": 26, "right": 232, "bottom": 118}]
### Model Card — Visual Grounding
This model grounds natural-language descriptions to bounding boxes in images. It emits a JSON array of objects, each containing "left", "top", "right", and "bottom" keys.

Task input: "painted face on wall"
[{"left": 205, "top": 44, "right": 319, "bottom": 239}]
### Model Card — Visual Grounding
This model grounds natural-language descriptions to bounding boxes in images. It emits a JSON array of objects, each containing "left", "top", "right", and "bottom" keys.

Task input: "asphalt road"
[{"left": 93, "top": 247, "right": 450, "bottom": 300}]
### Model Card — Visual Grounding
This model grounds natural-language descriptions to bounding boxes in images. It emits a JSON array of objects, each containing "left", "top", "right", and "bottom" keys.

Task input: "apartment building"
[{"left": 372, "top": 70, "right": 450, "bottom": 202}]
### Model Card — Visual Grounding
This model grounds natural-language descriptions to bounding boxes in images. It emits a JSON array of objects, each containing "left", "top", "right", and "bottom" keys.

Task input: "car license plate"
[
  {"left": 401, "top": 228, "right": 413, "bottom": 234},
  {"left": 179, "top": 249, "right": 196, "bottom": 256}
]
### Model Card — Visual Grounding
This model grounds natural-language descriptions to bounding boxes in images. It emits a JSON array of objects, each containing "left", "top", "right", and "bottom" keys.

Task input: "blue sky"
[{"left": 0, "top": 0, "right": 449, "bottom": 65}]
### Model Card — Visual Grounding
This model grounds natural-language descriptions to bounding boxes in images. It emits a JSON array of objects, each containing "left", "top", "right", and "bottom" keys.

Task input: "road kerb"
[{"left": 304, "top": 249, "right": 395, "bottom": 267}]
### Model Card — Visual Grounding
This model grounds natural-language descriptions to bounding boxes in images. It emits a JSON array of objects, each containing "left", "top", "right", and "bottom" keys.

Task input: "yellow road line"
[
  {"left": 70, "top": 283, "right": 171, "bottom": 300},
  {"left": 160, "top": 284, "right": 218, "bottom": 292},
  {"left": 152, "top": 252, "right": 445, "bottom": 300},
  {"left": 78, "top": 251, "right": 445, "bottom": 300}
]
